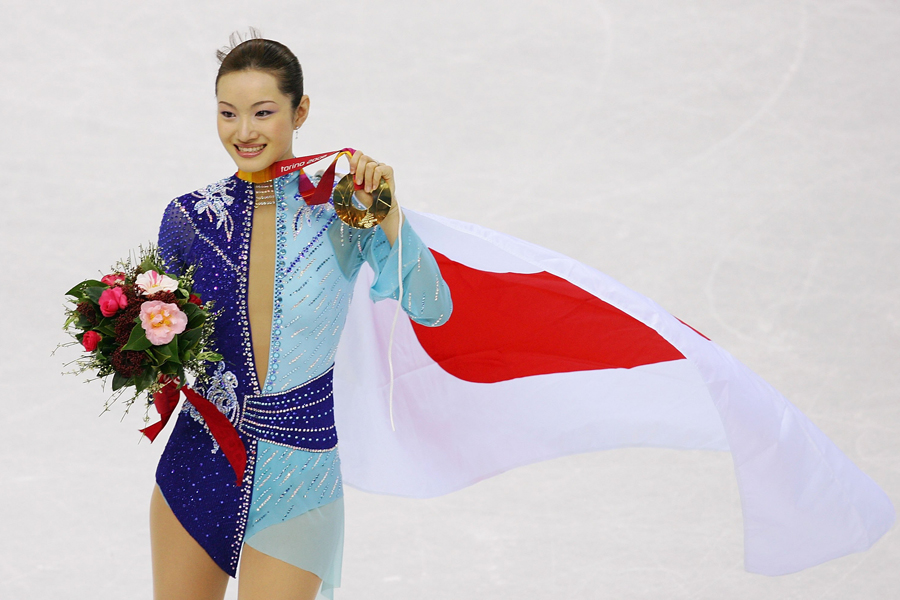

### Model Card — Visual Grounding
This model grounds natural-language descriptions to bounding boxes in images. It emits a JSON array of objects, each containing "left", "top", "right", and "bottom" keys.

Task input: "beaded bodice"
[{"left": 157, "top": 172, "right": 451, "bottom": 416}]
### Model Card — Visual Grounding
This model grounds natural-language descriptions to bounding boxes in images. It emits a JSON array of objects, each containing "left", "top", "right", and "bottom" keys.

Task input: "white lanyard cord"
[{"left": 386, "top": 207, "right": 403, "bottom": 432}]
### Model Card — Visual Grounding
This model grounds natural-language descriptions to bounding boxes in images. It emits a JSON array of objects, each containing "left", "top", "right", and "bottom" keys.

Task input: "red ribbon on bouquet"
[
  {"left": 236, "top": 148, "right": 363, "bottom": 205},
  {"left": 140, "top": 381, "right": 248, "bottom": 486}
]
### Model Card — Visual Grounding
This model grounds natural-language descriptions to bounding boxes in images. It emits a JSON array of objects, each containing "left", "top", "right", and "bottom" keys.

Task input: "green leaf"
[
  {"left": 184, "top": 303, "right": 207, "bottom": 329},
  {"left": 134, "top": 369, "right": 155, "bottom": 393},
  {"left": 148, "top": 348, "right": 166, "bottom": 367},
  {"left": 65, "top": 284, "right": 85, "bottom": 298},
  {"left": 178, "top": 328, "right": 202, "bottom": 353},
  {"left": 111, "top": 372, "right": 130, "bottom": 391},
  {"left": 121, "top": 325, "right": 153, "bottom": 352},
  {"left": 139, "top": 255, "right": 162, "bottom": 274},
  {"left": 63, "top": 313, "right": 78, "bottom": 330},
  {"left": 187, "top": 312, "right": 207, "bottom": 329},
  {"left": 164, "top": 339, "right": 181, "bottom": 364},
  {"left": 197, "top": 351, "right": 224, "bottom": 363},
  {"left": 65, "top": 279, "right": 103, "bottom": 297},
  {"left": 160, "top": 362, "right": 179, "bottom": 376},
  {"left": 95, "top": 322, "right": 116, "bottom": 337},
  {"left": 175, "top": 288, "right": 189, "bottom": 300},
  {"left": 84, "top": 286, "right": 107, "bottom": 304},
  {"left": 151, "top": 342, "right": 171, "bottom": 360}
]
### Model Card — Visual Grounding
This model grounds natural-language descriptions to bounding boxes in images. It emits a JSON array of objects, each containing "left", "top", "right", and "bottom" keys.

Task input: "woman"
[{"left": 149, "top": 35, "right": 451, "bottom": 600}]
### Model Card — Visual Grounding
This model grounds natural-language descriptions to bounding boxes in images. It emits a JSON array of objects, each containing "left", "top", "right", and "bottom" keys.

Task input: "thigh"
[
  {"left": 149, "top": 485, "right": 230, "bottom": 600},
  {"left": 238, "top": 543, "right": 322, "bottom": 600}
]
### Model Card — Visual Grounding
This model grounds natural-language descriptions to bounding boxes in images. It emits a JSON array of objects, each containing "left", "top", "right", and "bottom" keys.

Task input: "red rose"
[
  {"left": 82, "top": 330, "right": 101, "bottom": 352},
  {"left": 188, "top": 294, "right": 202, "bottom": 306},
  {"left": 99, "top": 286, "right": 129, "bottom": 317},
  {"left": 101, "top": 272, "right": 126, "bottom": 286}
]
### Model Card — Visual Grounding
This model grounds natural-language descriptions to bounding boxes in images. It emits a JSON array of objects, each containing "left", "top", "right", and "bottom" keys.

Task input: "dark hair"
[{"left": 216, "top": 29, "right": 304, "bottom": 109}]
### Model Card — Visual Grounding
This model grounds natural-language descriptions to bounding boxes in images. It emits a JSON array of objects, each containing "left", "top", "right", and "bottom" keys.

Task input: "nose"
[{"left": 237, "top": 117, "right": 258, "bottom": 142}]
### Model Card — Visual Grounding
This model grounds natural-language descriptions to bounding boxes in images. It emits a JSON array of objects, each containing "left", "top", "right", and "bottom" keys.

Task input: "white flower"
[{"left": 135, "top": 270, "right": 180, "bottom": 296}]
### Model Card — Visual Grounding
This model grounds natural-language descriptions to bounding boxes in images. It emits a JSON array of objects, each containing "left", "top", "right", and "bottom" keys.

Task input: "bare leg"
[
  {"left": 150, "top": 485, "right": 230, "bottom": 600},
  {"left": 238, "top": 543, "right": 322, "bottom": 600}
]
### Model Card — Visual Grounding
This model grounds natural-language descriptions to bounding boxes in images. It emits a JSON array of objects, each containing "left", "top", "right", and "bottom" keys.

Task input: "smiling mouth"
[{"left": 235, "top": 144, "right": 265, "bottom": 156}]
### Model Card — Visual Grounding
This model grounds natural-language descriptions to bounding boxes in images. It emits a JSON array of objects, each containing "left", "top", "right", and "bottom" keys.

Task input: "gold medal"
[{"left": 332, "top": 174, "right": 392, "bottom": 229}]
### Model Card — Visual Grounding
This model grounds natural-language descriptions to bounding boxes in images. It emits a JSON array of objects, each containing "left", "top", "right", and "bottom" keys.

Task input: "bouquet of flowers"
[{"left": 62, "top": 244, "right": 221, "bottom": 414}]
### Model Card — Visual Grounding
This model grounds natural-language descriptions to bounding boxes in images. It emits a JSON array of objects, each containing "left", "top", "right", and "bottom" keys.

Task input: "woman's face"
[{"left": 216, "top": 69, "right": 309, "bottom": 173}]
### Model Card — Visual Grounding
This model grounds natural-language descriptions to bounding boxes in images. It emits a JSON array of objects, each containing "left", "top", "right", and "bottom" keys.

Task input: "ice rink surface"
[{"left": 1, "top": 0, "right": 898, "bottom": 598}]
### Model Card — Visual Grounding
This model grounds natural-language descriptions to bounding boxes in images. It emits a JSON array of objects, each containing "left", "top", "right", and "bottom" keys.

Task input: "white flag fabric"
[{"left": 333, "top": 209, "right": 894, "bottom": 576}]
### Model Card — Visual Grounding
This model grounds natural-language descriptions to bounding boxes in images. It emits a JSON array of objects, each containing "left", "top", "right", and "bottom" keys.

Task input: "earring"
[{"left": 293, "top": 127, "right": 299, "bottom": 140}]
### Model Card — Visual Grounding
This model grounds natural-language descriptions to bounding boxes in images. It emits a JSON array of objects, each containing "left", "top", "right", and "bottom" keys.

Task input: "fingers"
[
  {"left": 349, "top": 150, "right": 394, "bottom": 194},
  {"left": 349, "top": 150, "right": 362, "bottom": 180},
  {"left": 375, "top": 164, "right": 394, "bottom": 196},
  {"left": 351, "top": 151, "right": 370, "bottom": 188},
  {"left": 366, "top": 163, "right": 395, "bottom": 194},
  {"left": 365, "top": 160, "right": 380, "bottom": 193}
]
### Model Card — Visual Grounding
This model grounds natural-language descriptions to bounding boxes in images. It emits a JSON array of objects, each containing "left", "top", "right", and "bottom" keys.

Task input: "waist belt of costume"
[{"left": 238, "top": 365, "right": 338, "bottom": 451}]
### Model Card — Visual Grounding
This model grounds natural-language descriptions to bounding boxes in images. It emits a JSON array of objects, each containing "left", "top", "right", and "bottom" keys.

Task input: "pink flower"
[
  {"left": 98, "top": 287, "right": 129, "bottom": 317},
  {"left": 82, "top": 330, "right": 101, "bottom": 352},
  {"left": 101, "top": 272, "right": 126, "bottom": 286},
  {"left": 139, "top": 301, "right": 188, "bottom": 345},
  {"left": 135, "top": 270, "right": 179, "bottom": 296}
]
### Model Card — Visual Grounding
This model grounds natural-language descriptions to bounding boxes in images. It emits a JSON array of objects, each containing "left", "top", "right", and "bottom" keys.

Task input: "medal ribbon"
[
  {"left": 140, "top": 381, "right": 248, "bottom": 486},
  {"left": 236, "top": 148, "right": 363, "bottom": 206}
]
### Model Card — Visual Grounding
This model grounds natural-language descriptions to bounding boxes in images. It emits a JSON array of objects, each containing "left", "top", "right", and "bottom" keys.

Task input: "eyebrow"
[{"left": 217, "top": 100, "right": 279, "bottom": 108}]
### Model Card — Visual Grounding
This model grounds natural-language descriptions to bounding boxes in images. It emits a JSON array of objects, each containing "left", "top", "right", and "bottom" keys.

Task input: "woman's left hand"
[
  {"left": 348, "top": 150, "right": 396, "bottom": 208},
  {"left": 347, "top": 150, "right": 402, "bottom": 245}
]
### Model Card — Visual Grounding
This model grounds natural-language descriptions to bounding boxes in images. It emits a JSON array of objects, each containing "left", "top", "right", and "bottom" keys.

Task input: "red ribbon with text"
[{"left": 236, "top": 148, "right": 363, "bottom": 205}]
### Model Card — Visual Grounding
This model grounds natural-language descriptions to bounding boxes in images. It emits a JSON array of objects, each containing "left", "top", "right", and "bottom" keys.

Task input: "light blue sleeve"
[{"left": 327, "top": 217, "right": 452, "bottom": 327}]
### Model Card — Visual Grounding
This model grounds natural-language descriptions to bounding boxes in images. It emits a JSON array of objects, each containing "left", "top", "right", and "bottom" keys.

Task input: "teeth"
[{"left": 237, "top": 145, "right": 264, "bottom": 153}]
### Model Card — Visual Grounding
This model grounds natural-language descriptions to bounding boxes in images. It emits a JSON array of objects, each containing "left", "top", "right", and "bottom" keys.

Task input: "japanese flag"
[{"left": 333, "top": 209, "right": 893, "bottom": 576}]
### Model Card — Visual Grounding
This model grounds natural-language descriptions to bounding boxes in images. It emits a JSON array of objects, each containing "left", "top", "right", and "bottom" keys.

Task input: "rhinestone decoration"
[
  {"left": 192, "top": 177, "right": 237, "bottom": 241},
  {"left": 184, "top": 362, "right": 241, "bottom": 453},
  {"left": 240, "top": 366, "right": 338, "bottom": 451},
  {"left": 245, "top": 444, "right": 343, "bottom": 540}
]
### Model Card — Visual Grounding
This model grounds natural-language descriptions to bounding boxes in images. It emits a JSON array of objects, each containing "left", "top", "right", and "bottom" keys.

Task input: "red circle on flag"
[{"left": 411, "top": 252, "right": 686, "bottom": 383}]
